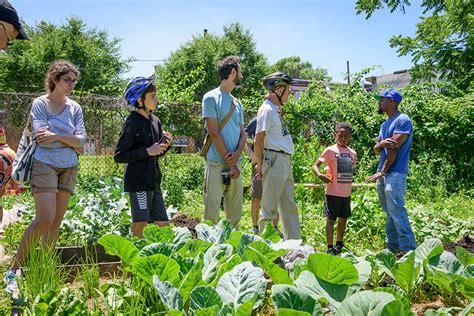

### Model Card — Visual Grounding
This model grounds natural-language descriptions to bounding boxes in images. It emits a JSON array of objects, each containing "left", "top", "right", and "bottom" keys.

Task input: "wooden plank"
[{"left": 300, "top": 183, "right": 375, "bottom": 188}]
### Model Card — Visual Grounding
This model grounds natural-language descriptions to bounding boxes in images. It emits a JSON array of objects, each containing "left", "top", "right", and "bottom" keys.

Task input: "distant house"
[
  {"left": 365, "top": 69, "right": 411, "bottom": 91},
  {"left": 291, "top": 79, "right": 312, "bottom": 99}
]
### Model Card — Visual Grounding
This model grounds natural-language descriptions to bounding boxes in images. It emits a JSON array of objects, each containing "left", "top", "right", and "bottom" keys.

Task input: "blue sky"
[{"left": 13, "top": 0, "right": 426, "bottom": 82}]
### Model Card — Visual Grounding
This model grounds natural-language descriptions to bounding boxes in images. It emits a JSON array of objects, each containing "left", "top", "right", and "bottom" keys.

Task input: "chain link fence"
[{"left": 0, "top": 92, "right": 200, "bottom": 178}]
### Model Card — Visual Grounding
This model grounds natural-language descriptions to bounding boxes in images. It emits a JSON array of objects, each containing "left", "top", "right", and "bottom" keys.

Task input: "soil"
[
  {"left": 444, "top": 233, "right": 473, "bottom": 255},
  {"left": 171, "top": 212, "right": 201, "bottom": 238},
  {"left": 412, "top": 297, "right": 445, "bottom": 315}
]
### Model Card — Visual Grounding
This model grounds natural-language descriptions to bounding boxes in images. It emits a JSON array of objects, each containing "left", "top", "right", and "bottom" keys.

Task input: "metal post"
[{"left": 346, "top": 61, "right": 350, "bottom": 84}]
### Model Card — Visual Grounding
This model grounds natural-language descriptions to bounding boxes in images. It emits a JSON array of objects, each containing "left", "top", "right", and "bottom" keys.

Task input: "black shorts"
[
  {"left": 324, "top": 195, "right": 351, "bottom": 220},
  {"left": 129, "top": 188, "right": 168, "bottom": 223}
]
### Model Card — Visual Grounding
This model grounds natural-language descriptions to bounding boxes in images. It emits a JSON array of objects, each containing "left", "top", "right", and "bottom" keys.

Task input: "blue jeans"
[{"left": 376, "top": 172, "right": 416, "bottom": 251}]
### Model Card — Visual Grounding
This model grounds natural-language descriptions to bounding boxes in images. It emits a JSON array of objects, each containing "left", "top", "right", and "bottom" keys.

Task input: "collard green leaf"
[
  {"left": 202, "top": 244, "right": 233, "bottom": 283},
  {"left": 335, "top": 290, "right": 397, "bottom": 316},
  {"left": 152, "top": 275, "right": 183, "bottom": 311},
  {"left": 246, "top": 240, "right": 288, "bottom": 262},
  {"left": 178, "top": 239, "right": 212, "bottom": 258},
  {"left": 393, "top": 252, "right": 422, "bottom": 297},
  {"left": 133, "top": 254, "right": 180, "bottom": 286},
  {"left": 261, "top": 222, "right": 282, "bottom": 243},
  {"left": 414, "top": 238, "right": 444, "bottom": 266},
  {"left": 243, "top": 244, "right": 293, "bottom": 285},
  {"left": 374, "top": 250, "right": 396, "bottom": 278},
  {"left": 456, "top": 247, "right": 474, "bottom": 267},
  {"left": 143, "top": 225, "right": 175, "bottom": 243},
  {"left": 373, "top": 287, "right": 414, "bottom": 315},
  {"left": 173, "top": 226, "right": 193, "bottom": 248},
  {"left": 178, "top": 259, "right": 206, "bottom": 303},
  {"left": 306, "top": 253, "right": 359, "bottom": 285},
  {"left": 189, "top": 286, "right": 223, "bottom": 312},
  {"left": 271, "top": 284, "right": 323, "bottom": 316},
  {"left": 97, "top": 234, "right": 139, "bottom": 267},
  {"left": 216, "top": 261, "right": 266, "bottom": 310},
  {"left": 294, "top": 270, "right": 351, "bottom": 312},
  {"left": 139, "top": 242, "right": 175, "bottom": 257}
]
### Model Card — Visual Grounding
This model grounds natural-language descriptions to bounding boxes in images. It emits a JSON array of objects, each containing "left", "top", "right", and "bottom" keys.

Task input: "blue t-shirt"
[
  {"left": 202, "top": 87, "right": 244, "bottom": 163},
  {"left": 377, "top": 112, "right": 413, "bottom": 174}
]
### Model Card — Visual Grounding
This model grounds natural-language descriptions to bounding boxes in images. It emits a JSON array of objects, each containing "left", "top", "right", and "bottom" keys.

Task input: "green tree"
[
  {"left": 355, "top": 0, "right": 474, "bottom": 91},
  {"left": 270, "top": 56, "right": 331, "bottom": 82},
  {"left": 155, "top": 23, "right": 269, "bottom": 109},
  {"left": 0, "top": 16, "right": 131, "bottom": 95}
]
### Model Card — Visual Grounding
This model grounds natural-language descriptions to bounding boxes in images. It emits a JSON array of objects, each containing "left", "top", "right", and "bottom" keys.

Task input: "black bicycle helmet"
[{"left": 262, "top": 72, "right": 296, "bottom": 91}]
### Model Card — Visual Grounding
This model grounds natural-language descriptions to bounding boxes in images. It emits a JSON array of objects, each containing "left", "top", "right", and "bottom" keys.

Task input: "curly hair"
[
  {"left": 217, "top": 56, "right": 240, "bottom": 81},
  {"left": 44, "top": 60, "right": 80, "bottom": 93}
]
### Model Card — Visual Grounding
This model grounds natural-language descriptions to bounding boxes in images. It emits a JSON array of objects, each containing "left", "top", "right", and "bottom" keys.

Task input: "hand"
[
  {"left": 229, "top": 165, "right": 240, "bottom": 179},
  {"left": 379, "top": 138, "right": 398, "bottom": 149},
  {"left": 366, "top": 172, "right": 384, "bottom": 183},
  {"left": 147, "top": 142, "right": 167, "bottom": 156},
  {"left": 225, "top": 151, "right": 240, "bottom": 166},
  {"left": 36, "top": 129, "right": 57, "bottom": 144},
  {"left": 318, "top": 174, "right": 332, "bottom": 184},
  {"left": 255, "top": 164, "right": 263, "bottom": 180},
  {"left": 163, "top": 132, "right": 173, "bottom": 148}
]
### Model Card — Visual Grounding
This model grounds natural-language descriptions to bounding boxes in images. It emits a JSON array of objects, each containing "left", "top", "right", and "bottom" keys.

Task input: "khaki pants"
[
  {"left": 259, "top": 151, "right": 300, "bottom": 239},
  {"left": 203, "top": 160, "right": 243, "bottom": 227}
]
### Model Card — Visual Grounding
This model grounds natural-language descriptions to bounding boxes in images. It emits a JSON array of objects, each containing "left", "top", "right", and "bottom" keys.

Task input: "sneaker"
[
  {"left": 274, "top": 226, "right": 284, "bottom": 239},
  {"left": 334, "top": 245, "right": 343, "bottom": 255},
  {"left": 3, "top": 269, "right": 18, "bottom": 294},
  {"left": 326, "top": 248, "right": 337, "bottom": 256},
  {"left": 396, "top": 251, "right": 409, "bottom": 260},
  {"left": 252, "top": 226, "right": 259, "bottom": 235}
]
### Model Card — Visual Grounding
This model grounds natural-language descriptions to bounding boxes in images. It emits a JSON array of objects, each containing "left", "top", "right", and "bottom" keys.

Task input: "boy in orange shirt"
[{"left": 312, "top": 122, "right": 356, "bottom": 255}]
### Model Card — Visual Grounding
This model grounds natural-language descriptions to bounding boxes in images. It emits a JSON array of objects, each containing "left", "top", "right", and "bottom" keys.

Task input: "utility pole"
[
  {"left": 204, "top": 29, "right": 208, "bottom": 36},
  {"left": 346, "top": 61, "right": 350, "bottom": 85}
]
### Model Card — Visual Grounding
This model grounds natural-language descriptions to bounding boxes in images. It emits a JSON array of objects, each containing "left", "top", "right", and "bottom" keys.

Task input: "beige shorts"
[{"left": 31, "top": 159, "right": 78, "bottom": 194}]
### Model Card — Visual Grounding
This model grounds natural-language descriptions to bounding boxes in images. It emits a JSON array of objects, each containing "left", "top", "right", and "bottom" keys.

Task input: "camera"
[{"left": 221, "top": 169, "right": 231, "bottom": 185}]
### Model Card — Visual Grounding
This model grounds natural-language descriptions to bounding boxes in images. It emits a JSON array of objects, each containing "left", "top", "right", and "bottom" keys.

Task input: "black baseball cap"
[{"left": 0, "top": 0, "right": 28, "bottom": 40}]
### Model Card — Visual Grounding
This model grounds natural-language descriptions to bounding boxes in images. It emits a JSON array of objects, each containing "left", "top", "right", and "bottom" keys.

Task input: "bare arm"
[
  {"left": 245, "top": 142, "right": 257, "bottom": 165},
  {"left": 254, "top": 131, "right": 265, "bottom": 178},
  {"left": 379, "top": 133, "right": 408, "bottom": 173},
  {"left": 226, "top": 125, "right": 246, "bottom": 166},
  {"left": 206, "top": 117, "right": 229, "bottom": 159},
  {"left": 366, "top": 133, "right": 409, "bottom": 182},
  {"left": 311, "top": 160, "right": 332, "bottom": 184}
]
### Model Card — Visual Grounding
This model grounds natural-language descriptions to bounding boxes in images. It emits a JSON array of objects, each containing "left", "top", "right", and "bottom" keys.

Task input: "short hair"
[
  {"left": 336, "top": 122, "right": 352, "bottom": 133},
  {"left": 218, "top": 56, "right": 240, "bottom": 81},
  {"left": 135, "top": 83, "right": 156, "bottom": 107},
  {"left": 44, "top": 60, "right": 80, "bottom": 93}
]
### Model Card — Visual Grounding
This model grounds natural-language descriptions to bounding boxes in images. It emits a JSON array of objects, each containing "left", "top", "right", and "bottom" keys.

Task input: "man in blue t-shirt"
[
  {"left": 366, "top": 88, "right": 417, "bottom": 254},
  {"left": 201, "top": 56, "right": 246, "bottom": 227}
]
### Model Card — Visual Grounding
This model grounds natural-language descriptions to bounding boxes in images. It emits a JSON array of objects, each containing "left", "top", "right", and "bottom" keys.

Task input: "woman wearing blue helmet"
[{"left": 114, "top": 76, "right": 173, "bottom": 238}]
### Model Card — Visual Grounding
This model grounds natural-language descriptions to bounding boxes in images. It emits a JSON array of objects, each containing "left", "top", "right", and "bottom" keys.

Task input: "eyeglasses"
[
  {"left": 0, "top": 22, "right": 14, "bottom": 45},
  {"left": 61, "top": 77, "right": 78, "bottom": 85}
]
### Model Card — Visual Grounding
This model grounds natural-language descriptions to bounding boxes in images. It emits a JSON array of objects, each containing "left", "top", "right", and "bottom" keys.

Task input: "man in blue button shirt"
[{"left": 366, "top": 89, "right": 417, "bottom": 254}]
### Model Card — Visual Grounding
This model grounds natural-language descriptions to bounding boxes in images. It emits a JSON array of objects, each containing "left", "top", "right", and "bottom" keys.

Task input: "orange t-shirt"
[{"left": 318, "top": 144, "right": 357, "bottom": 197}]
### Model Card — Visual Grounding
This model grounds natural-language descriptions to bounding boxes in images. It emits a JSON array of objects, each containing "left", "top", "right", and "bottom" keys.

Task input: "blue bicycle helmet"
[{"left": 124, "top": 76, "right": 155, "bottom": 108}]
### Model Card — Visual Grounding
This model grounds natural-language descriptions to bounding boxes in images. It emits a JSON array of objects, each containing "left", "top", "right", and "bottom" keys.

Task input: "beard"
[
  {"left": 378, "top": 106, "right": 384, "bottom": 114},
  {"left": 234, "top": 75, "right": 242, "bottom": 88}
]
